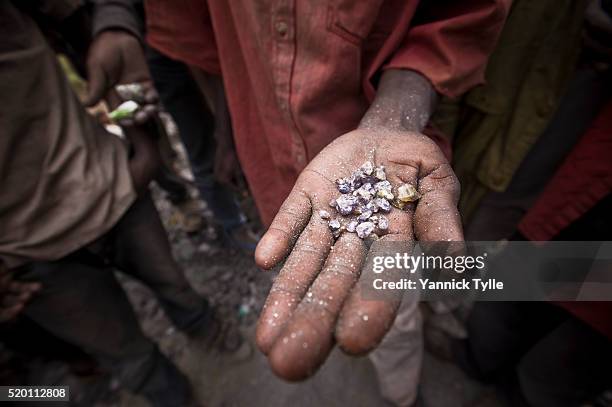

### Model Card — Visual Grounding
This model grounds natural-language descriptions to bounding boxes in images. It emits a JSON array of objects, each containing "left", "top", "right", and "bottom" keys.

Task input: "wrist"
[
  {"left": 359, "top": 69, "right": 438, "bottom": 133},
  {"left": 93, "top": 26, "right": 142, "bottom": 48},
  {"left": 95, "top": 28, "right": 141, "bottom": 43}
]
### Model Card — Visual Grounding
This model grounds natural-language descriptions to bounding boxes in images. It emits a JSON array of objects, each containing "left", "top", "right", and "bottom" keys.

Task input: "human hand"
[
  {"left": 0, "top": 265, "right": 41, "bottom": 323},
  {"left": 84, "top": 30, "right": 159, "bottom": 125},
  {"left": 254, "top": 127, "right": 463, "bottom": 380},
  {"left": 125, "top": 126, "right": 161, "bottom": 193}
]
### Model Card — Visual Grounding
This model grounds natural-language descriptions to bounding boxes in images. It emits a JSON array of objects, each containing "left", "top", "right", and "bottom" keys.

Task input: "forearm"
[
  {"left": 91, "top": 0, "right": 144, "bottom": 41},
  {"left": 360, "top": 69, "right": 438, "bottom": 133}
]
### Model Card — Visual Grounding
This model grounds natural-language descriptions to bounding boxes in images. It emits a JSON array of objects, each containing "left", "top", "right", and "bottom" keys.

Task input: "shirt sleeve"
[
  {"left": 144, "top": 0, "right": 221, "bottom": 74},
  {"left": 385, "top": 0, "right": 512, "bottom": 98},
  {"left": 91, "top": 0, "right": 144, "bottom": 41}
]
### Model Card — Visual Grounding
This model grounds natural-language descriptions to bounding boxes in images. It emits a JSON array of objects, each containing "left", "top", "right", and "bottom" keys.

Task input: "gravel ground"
[{"left": 3, "top": 115, "right": 608, "bottom": 407}]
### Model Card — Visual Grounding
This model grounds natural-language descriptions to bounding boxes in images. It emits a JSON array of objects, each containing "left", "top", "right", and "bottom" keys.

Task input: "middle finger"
[
  {"left": 267, "top": 232, "right": 367, "bottom": 380},
  {"left": 256, "top": 215, "right": 334, "bottom": 354}
]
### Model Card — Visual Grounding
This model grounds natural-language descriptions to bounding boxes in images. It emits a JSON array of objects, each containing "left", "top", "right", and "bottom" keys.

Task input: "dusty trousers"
[
  {"left": 15, "top": 193, "right": 210, "bottom": 406},
  {"left": 369, "top": 288, "right": 422, "bottom": 407}
]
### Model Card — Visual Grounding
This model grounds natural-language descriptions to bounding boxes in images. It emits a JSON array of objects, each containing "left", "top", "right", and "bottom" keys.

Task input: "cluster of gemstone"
[{"left": 320, "top": 161, "right": 420, "bottom": 239}]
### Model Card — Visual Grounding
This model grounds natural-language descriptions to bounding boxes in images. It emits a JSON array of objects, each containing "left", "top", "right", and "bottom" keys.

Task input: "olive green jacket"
[{"left": 432, "top": 0, "right": 586, "bottom": 222}]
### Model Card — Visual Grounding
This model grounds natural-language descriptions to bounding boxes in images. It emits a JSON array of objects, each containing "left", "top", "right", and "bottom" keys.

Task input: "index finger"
[
  {"left": 266, "top": 232, "right": 367, "bottom": 380},
  {"left": 256, "top": 215, "right": 334, "bottom": 354},
  {"left": 255, "top": 186, "right": 312, "bottom": 270}
]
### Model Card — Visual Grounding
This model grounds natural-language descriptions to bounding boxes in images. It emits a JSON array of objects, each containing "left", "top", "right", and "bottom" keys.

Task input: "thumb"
[{"left": 83, "top": 64, "right": 108, "bottom": 107}]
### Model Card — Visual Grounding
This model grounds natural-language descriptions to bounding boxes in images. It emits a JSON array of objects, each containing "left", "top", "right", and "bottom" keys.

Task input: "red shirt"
[
  {"left": 519, "top": 100, "right": 612, "bottom": 340},
  {"left": 146, "top": 0, "right": 510, "bottom": 225}
]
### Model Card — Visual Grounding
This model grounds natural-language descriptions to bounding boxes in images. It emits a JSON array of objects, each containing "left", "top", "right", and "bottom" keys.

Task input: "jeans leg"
[
  {"left": 109, "top": 193, "right": 212, "bottom": 333},
  {"left": 17, "top": 255, "right": 191, "bottom": 406},
  {"left": 146, "top": 47, "right": 244, "bottom": 230}
]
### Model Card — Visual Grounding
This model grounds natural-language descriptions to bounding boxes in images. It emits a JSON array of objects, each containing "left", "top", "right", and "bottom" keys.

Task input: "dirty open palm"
[{"left": 254, "top": 128, "right": 463, "bottom": 380}]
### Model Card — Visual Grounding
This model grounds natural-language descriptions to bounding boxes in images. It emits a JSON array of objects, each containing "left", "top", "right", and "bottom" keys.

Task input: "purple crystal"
[
  {"left": 328, "top": 218, "right": 341, "bottom": 230},
  {"left": 319, "top": 210, "right": 331, "bottom": 220},
  {"left": 366, "top": 201, "right": 379, "bottom": 213},
  {"left": 354, "top": 184, "right": 373, "bottom": 201},
  {"left": 348, "top": 172, "right": 364, "bottom": 189},
  {"left": 378, "top": 215, "right": 389, "bottom": 231},
  {"left": 335, "top": 178, "right": 351, "bottom": 194},
  {"left": 356, "top": 221, "right": 375, "bottom": 239},
  {"left": 374, "top": 180, "right": 392, "bottom": 193},
  {"left": 374, "top": 197, "right": 391, "bottom": 213},
  {"left": 358, "top": 210, "right": 373, "bottom": 221},
  {"left": 360, "top": 161, "right": 374, "bottom": 176},
  {"left": 335, "top": 195, "right": 358, "bottom": 215},
  {"left": 346, "top": 220, "right": 358, "bottom": 233}
]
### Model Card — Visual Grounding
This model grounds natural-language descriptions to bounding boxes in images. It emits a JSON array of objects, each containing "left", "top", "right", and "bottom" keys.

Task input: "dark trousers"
[
  {"left": 146, "top": 47, "right": 244, "bottom": 230},
  {"left": 457, "top": 302, "right": 612, "bottom": 407},
  {"left": 16, "top": 194, "right": 209, "bottom": 406}
]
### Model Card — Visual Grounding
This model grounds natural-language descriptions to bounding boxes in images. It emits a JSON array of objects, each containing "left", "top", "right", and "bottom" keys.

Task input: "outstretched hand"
[{"left": 254, "top": 127, "right": 463, "bottom": 380}]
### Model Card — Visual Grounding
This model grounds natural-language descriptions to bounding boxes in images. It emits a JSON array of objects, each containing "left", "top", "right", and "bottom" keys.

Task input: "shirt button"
[{"left": 275, "top": 21, "right": 288, "bottom": 37}]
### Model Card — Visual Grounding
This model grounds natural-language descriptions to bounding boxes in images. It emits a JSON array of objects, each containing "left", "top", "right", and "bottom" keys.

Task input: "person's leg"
[
  {"left": 518, "top": 315, "right": 612, "bottom": 407},
  {"left": 456, "top": 302, "right": 567, "bottom": 380},
  {"left": 108, "top": 193, "right": 249, "bottom": 355},
  {"left": 146, "top": 46, "right": 245, "bottom": 231},
  {"left": 369, "top": 290, "right": 422, "bottom": 407},
  {"left": 107, "top": 193, "right": 212, "bottom": 333},
  {"left": 17, "top": 253, "right": 192, "bottom": 406},
  {"left": 154, "top": 165, "right": 190, "bottom": 206}
]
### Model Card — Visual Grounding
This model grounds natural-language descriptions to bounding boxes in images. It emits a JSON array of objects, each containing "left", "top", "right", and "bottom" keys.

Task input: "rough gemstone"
[
  {"left": 348, "top": 174, "right": 363, "bottom": 190},
  {"left": 361, "top": 161, "right": 374, "bottom": 176},
  {"left": 335, "top": 178, "right": 351, "bottom": 194},
  {"left": 327, "top": 162, "right": 398, "bottom": 239},
  {"left": 374, "top": 197, "right": 391, "bottom": 212},
  {"left": 328, "top": 219, "right": 341, "bottom": 230},
  {"left": 335, "top": 195, "right": 358, "bottom": 215},
  {"left": 354, "top": 184, "right": 373, "bottom": 201},
  {"left": 374, "top": 166, "right": 386, "bottom": 181},
  {"left": 115, "top": 83, "right": 146, "bottom": 103},
  {"left": 366, "top": 201, "right": 379, "bottom": 213},
  {"left": 109, "top": 100, "right": 139, "bottom": 121},
  {"left": 378, "top": 215, "right": 389, "bottom": 231},
  {"left": 358, "top": 209, "right": 373, "bottom": 221},
  {"left": 356, "top": 222, "right": 375, "bottom": 239},
  {"left": 346, "top": 220, "right": 358, "bottom": 233},
  {"left": 396, "top": 183, "right": 420, "bottom": 202}
]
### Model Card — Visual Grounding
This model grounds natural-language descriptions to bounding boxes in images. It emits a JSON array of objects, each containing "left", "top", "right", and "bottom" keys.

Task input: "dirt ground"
[
  {"left": 106, "top": 184, "right": 500, "bottom": 407},
  {"left": 0, "top": 117, "right": 501, "bottom": 407}
]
